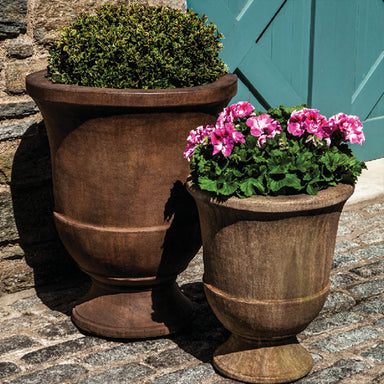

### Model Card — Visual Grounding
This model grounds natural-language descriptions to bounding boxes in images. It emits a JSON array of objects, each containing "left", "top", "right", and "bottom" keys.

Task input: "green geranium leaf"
[
  {"left": 198, "top": 177, "right": 217, "bottom": 192},
  {"left": 239, "top": 177, "right": 265, "bottom": 197},
  {"left": 269, "top": 174, "right": 302, "bottom": 193},
  {"left": 218, "top": 183, "right": 237, "bottom": 196}
]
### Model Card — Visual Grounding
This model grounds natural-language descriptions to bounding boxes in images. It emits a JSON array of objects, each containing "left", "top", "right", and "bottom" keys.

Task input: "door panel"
[{"left": 187, "top": 0, "right": 384, "bottom": 160}]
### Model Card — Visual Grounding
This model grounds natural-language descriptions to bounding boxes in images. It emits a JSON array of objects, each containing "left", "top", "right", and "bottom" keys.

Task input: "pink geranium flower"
[
  {"left": 217, "top": 102, "right": 255, "bottom": 128},
  {"left": 184, "top": 125, "right": 214, "bottom": 161},
  {"left": 328, "top": 113, "right": 365, "bottom": 145},
  {"left": 210, "top": 123, "right": 245, "bottom": 157},
  {"left": 246, "top": 114, "right": 282, "bottom": 147},
  {"left": 288, "top": 108, "right": 328, "bottom": 142},
  {"left": 228, "top": 101, "right": 255, "bottom": 119}
]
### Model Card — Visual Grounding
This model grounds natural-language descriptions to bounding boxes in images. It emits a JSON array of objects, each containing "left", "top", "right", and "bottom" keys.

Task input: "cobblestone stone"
[
  {"left": 361, "top": 341, "right": 384, "bottom": 363},
  {"left": 321, "top": 291, "right": 356, "bottom": 314},
  {"left": 336, "top": 225, "right": 351, "bottom": 236},
  {"left": 363, "top": 203, "right": 384, "bottom": 214},
  {"left": 3, "top": 363, "right": 87, "bottom": 384},
  {"left": 311, "top": 326, "right": 384, "bottom": 352},
  {"left": 297, "top": 359, "right": 369, "bottom": 384},
  {"left": 0, "top": 362, "right": 20, "bottom": 379},
  {"left": 21, "top": 337, "right": 104, "bottom": 365},
  {"left": 340, "top": 210, "right": 364, "bottom": 222},
  {"left": 375, "top": 318, "right": 384, "bottom": 328},
  {"left": 332, "top": 253, "right": 361, "bottom": 269},
  {"left": 333, "top": 243, "right": 384, "bottom": 269},
  {"left": 204, "top": 378, "right": 238, "bottom": 384},
  {"left": 350, "top": 259, "right": 384, "bottom": 278},
  {"left": 348, "top": 278, "right": 384, "bottom": 299},
  {"left": 310, "top": 353, "right": 323, "bottom": 363},
  {"left": 354, "top": 297, "right": 384, "bottom": 314},
  {"left": 345, "top": 215, "right": 384, "bottom": 230},
  {"left": 373, "top": 372, "right": 384, "bottom": 384},
  {"left": 0, "top": 312, "right": 52, "bottom": 333},
  {"left": 145, "top": 347, "right": 198, "bottom": 368},
  {"left": 83, "top": 339, "right": 174, "bottom": 366},
  {"left": 302, "top": 311, "right": 363, "bottom": 336},
  {"left": 37, "top": 318, "right": 79, "bottom": 339},
  {"left": 356, "top": 226, "right": 384, "bottom": 245},
  {"left": 0, "top": 334, "right": 38, "bottom": 355},
  {"left": 334, "top": 240, "right": 360, "bottom": 254},
  {"left": 349, "top": 243, "right": 384, "bottom": 261},
  {"left": 10, "top": 295, "right": 42, "bottom": 310},
  {"left": 75, "top": 363, "right": 153, "bottom": 384},
  {"left": 148, "top": 363, "right": 216, "bottom": 384},
  {"left": 330, "top": 272, "right": 357, "bottom": 289}
]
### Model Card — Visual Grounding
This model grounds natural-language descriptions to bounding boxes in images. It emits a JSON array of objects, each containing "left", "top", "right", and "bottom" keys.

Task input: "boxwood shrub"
[{"left": 47, "top": 4, "right": 228, "bottom": 89}]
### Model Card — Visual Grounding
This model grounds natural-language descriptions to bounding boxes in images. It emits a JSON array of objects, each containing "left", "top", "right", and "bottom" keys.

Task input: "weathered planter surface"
[
  {"left": 188, "top": 182, "right": 354, "bottom": 383},
  {"left": 26, "top": 71, "right": 237, "bottom": 339}
]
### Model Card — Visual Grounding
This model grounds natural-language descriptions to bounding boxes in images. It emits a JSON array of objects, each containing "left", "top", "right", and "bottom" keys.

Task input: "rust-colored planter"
[
  {"left": 188, "top": 182, "right": 354, "bottom": 384},
  {"left": 26, "top": 70, "right": 237, "bottom": 339}
]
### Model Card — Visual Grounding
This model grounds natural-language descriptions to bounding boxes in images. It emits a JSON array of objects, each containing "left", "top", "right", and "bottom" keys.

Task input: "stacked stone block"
[{"left": 0, "top": 0, "right": 186, "bottom": 295}]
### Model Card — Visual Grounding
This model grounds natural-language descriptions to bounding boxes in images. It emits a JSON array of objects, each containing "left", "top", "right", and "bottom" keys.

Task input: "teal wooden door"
[{"left": 187, "top": 0, "right": 384, "bottom": 161}]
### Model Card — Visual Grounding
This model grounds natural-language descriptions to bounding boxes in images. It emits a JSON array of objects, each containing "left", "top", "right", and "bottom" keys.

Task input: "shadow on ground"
[{"left": 170, "top": 282, "right": 229, "bottom": 363}]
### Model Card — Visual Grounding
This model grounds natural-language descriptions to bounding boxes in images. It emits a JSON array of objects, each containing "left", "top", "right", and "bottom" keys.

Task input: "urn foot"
[
  {"left": 72, "top": 281, "right": 193, "bottom": 339},
  {"left": 213, "top": 334, "right": 313, "bottom": 384}
]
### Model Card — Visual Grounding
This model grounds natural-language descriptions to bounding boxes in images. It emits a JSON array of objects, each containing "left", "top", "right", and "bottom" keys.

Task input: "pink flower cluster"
[
  {"left": 288, "top": 108, "right": 328, "bottom": 142},
  {"left": 184, "top": 125, "right": 214, "bottom": 161},
  {"left": 217, "top": 101, "right": 255, "bottom": 128},
  {"left": 184, "top": 102, "right": 253, "bottom": 159},
  {"left": 328, "top": 113, "right": 365, "bottom": 145},
  {"left": 184, "top": 102, "right": 365, "bottom": 161},
  {"left": 287, "top": 108, "right": 365, "bottom": 146},
  {"left": 211, "top": 123, "right": 245, "bottom": 157},
  {"left": 246, "top": 114, "right": 282, "bottom": 147}
]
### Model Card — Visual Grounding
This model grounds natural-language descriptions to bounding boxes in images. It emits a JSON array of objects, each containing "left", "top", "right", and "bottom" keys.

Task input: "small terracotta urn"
[
  {"left": 26, "top": 70, "right": 237, "bottom": 339},
  {"left": 188, "top": 182, "right": 354, "bottom": 383}
]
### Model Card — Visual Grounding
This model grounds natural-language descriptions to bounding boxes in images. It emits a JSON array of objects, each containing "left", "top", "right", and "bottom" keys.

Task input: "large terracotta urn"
[
  {"left": 188, "top": 182, "right": 354, "bottom": 383},
  {"left": 26, "top": 70, "right": 237, "bottom": 339}
]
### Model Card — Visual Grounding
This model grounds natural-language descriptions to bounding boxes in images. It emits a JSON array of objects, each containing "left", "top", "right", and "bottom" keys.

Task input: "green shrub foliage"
[{"left": 47, "top": 4, "right": 228, "bottom": 89}]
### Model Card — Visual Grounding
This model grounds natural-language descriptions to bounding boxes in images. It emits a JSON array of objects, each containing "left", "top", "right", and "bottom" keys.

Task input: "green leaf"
[
  {"left": 239, "top": 177, "right": 265, "bottom": 196},
  {"left": 217, "top": 183, "right": 237, "bottom": 196},
  {"left": 306, "top": 183, "right": 320, "bottom": 195},
  {"left": 269, "top": 174, "right": 301, "bottom": 193},
  {"left": 198, "top": 177, "right": 217, "bottom": 192}
]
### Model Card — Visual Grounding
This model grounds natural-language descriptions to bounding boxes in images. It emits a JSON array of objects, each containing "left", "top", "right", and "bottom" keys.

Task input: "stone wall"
[{"left": 0, "top": 0, "right": 187, "bottom": 294}]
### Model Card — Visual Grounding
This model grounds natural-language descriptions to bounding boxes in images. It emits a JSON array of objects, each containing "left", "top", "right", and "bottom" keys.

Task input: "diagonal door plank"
[
  {"left": 221, "top": 0, "right": 286, "bottom": 70},
  {"left": 238, "top": 45, "right": 304, "bottom": 107}
]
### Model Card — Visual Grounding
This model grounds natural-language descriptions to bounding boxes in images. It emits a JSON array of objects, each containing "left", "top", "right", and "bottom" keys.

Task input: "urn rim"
[
  {"left": 26, "top": 70, "right": 238, "bottom": 108},
  {"left": 187, "top": 181, "right": 354, "bottom": 213}
]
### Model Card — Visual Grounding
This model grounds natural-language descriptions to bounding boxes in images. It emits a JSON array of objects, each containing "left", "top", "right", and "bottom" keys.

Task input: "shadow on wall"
[{"left": 10, "top": 122, "right": 89, "bottom": 309}]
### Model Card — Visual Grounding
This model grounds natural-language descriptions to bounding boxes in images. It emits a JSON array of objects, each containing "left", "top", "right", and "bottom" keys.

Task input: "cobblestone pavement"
[{"left": 0, "top": 198, "right": 383, "bottom": 384}]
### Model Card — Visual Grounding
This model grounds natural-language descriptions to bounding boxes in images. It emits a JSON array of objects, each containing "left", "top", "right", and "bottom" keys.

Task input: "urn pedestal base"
[
  {"left": 213, "top": 335, "right": 313, "bottom": 384},
  {"left": 72, "top": 280, "right": 193, "bottom": 339}
]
